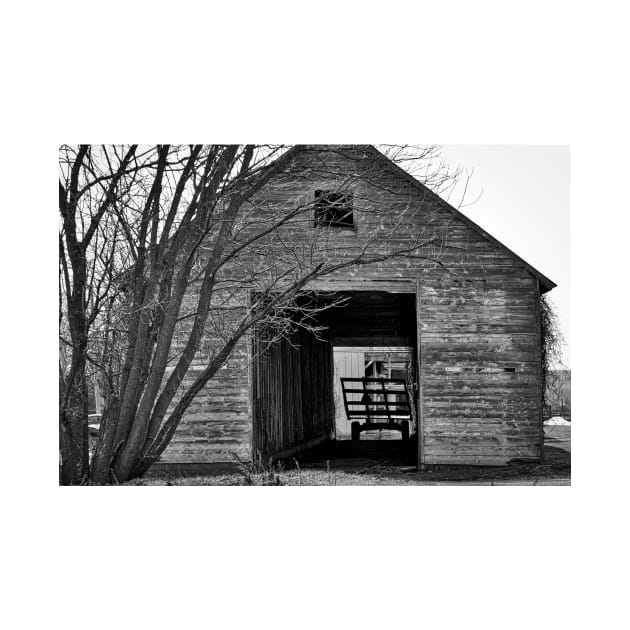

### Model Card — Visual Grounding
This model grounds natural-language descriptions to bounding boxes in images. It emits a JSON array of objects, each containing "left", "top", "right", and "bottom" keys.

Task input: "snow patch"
[{"left": 544, "top": 416, "right": 571, "bottom": 426}]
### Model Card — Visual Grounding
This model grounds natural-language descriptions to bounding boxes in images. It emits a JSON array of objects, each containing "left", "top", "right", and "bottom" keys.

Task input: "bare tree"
[
  {"left": 59, "top": 144, "right": 467, "bottom": 484},
  {"left": 59, "top": 145, "right": 141, "bottom": 483}
]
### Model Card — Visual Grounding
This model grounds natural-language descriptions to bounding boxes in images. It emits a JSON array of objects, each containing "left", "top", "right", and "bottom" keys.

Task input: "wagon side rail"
[{"left": 340, "top": 377, "right": 412, "bottom": 422}]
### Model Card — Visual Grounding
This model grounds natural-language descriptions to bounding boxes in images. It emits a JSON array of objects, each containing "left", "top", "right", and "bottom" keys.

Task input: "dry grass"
[
  {"left": 126, "top": 427, "right": 571, "bottom": 486},
  {"left": 126, "top": 470, "right": 570, "bottom": 486},
  {"left": 128, "top": 468, "right": 417, "bottom": 486},
  {"left": 127, "top": 461, "right": 570, "bottom": 486}
]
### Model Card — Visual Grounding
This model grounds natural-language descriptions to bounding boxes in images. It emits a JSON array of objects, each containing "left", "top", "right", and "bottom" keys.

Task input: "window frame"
[{"left": 313, "top": 189, "right": 356, "bottom": 229}]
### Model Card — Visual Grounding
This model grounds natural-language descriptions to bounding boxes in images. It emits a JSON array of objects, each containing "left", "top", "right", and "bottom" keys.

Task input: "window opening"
[{"left": 314, "top": 190, "right": 354, "bottom": 227}]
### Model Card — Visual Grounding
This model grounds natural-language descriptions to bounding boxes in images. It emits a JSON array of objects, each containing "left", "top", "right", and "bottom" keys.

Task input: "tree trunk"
[
  {"left": 59, "top": 365, "right": 88, "bottom": 485},
  {"left": 90, "top": 398, "right": 120, "bottom": 484}
]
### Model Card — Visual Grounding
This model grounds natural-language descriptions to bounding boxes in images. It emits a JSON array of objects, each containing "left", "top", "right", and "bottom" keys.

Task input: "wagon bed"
[{"left": 340, "top": 377, "right": 413, "bottom": 440}]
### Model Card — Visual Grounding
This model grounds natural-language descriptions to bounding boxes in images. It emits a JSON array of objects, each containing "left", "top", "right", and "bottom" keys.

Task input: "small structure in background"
[{"left": 87, "top": 378, "right": 103, "bottom": 459}]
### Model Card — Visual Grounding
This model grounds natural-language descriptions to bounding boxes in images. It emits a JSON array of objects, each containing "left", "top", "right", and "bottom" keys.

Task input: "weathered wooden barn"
[{"left": 158, "top": 145, "right": 556, "bottom": 472}]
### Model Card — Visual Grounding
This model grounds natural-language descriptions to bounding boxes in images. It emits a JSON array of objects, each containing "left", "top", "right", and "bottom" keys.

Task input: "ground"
[{"left": 127, "top": 425, "right": 571, "bottom": 486}]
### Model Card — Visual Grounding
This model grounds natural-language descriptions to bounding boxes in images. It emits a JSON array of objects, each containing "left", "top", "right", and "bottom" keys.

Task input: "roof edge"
[
  {"left": 363, "top": 145, "right": 557, "bottom": 294},
  {"left": 273, "top": 145, "right": 557, "bottom": 294}
]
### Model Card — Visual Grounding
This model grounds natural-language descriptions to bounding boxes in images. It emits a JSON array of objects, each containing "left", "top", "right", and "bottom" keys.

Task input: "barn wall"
[
  {"left": 157, "top": 290, "right": 251, "bottom": 468},
  {"left": 420, "top": 276, "right": 542, "bottom": 465},
  {"left": 159, "top": 146, "right": 545, "bottom": 467},
  {"left": 252, "top": 328, "right": 335, "bottom": 460},
  {"left": 159, "top": 336, "right": 251, "bottom": 466}
]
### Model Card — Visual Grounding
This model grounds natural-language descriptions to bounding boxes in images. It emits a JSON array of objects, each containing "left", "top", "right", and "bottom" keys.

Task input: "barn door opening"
[
  {"left": 315, "top": 291, "right": 418, "bottom": 445},
  {"left": 251, "top": 290, "right": 419, "bottom": 462}
]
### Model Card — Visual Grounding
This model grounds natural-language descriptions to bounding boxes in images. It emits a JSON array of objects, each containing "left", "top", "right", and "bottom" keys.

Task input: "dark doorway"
[
  {"left": 317, "top": 291, "right": 417, "bottom": 442},
  {"left": 251, "top": 291, "right": 418, "bottom": 462}
]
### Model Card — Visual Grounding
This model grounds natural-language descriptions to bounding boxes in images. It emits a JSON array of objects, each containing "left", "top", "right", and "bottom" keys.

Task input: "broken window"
[{"left": 314, "top": 190, "right": 354, "bottom": 228}]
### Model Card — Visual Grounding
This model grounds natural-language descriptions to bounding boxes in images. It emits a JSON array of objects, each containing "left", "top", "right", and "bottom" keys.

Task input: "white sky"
[{"left": 438, "top": 145, "right": 570, "bottom": 367}]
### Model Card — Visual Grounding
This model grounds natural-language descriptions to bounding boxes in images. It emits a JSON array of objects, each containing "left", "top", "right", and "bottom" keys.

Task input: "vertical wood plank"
[{"left": 416, "top": 277, "right": 425, "bottom": 469}]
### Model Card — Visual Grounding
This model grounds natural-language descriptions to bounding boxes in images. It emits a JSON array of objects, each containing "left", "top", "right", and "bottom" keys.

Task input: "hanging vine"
[{"left": 540, "top": 294, "right": 565, "bottom": 408}]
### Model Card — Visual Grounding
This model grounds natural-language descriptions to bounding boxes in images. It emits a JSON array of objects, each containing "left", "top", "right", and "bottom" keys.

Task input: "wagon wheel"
[
  {"left": 401, "top": 420, "right": 410, "bottom": 441},
  {"left": 351, "top": 421, "right": 361, "bottom": 441}
]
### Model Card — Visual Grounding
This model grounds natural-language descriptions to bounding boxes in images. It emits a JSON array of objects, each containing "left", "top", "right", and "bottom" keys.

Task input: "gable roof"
[{"left": 277, "top": 144, "right": 556, "bottom": 294}]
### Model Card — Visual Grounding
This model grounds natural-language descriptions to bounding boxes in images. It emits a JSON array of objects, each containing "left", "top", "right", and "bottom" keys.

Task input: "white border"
[{"left": 4, "top": 1, "right": 628, "bottom": 629}]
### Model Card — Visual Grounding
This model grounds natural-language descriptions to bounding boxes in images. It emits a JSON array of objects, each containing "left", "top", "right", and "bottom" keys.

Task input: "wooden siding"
[
  {"left": 160, "top": 337, "right": 251, "bottom": 464},
  {"left": 419, "top": 277, "right": 541, "bottom": 465},
  {"left": 159, "top": 293, "right": 252, "bottom": 465},
  {"left": 252, "top": 328, "right": 335, "bottom": 460}
]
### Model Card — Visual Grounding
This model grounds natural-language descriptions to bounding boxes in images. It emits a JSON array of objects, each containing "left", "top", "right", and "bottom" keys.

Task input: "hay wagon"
[{"left": 340, "top": 377, "right": 413, "bottom": 440}]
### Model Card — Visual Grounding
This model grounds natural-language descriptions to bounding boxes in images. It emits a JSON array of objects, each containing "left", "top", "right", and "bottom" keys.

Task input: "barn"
[{"left": 157, "top": 145, "right": 556, "bottom": 474}]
